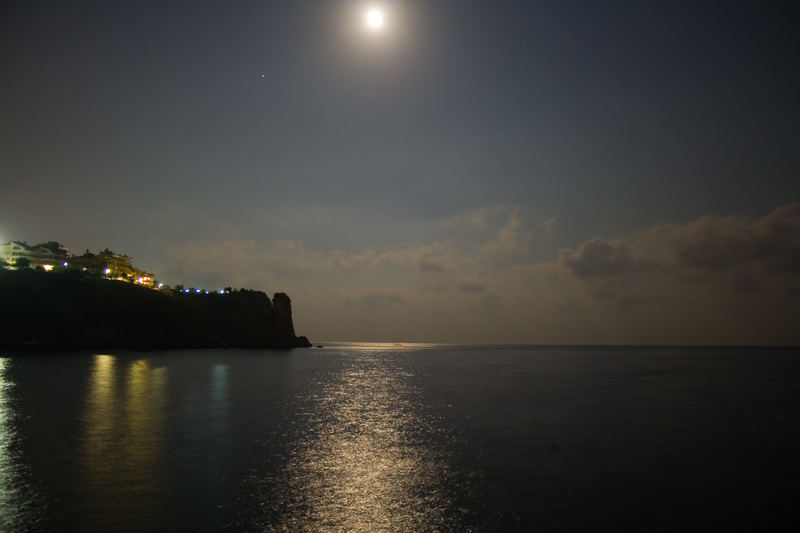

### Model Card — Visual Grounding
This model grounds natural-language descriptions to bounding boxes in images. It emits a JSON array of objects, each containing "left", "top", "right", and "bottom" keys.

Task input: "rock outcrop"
[{"left": 0, "top": 269, "right": 311, "bottom": 350}]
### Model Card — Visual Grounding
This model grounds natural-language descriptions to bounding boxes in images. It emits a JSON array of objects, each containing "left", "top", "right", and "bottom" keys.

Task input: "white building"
[{"left": 0, "top": 241, "right": 71, "bottom": 269}]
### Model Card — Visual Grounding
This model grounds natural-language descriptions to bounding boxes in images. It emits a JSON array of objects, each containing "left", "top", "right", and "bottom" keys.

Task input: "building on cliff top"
[
  {"left": 0, "top": 241, "right": 70, "bottom": 269},
  {"left": 1, "top": 242, "right": 155, "bottom": 287},
  {"left": 69, "top": 249, "right": 155, "bottom": 286}
]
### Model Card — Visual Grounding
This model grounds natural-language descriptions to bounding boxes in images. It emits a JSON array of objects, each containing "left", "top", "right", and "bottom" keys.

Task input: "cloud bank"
[{"left": 154, "top": 203, "right": 800, "bottom": 345}]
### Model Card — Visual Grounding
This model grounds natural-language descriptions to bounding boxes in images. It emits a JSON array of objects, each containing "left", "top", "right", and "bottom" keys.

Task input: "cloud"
[
  {"left": 553, "top": 202, "right": 800, "bottom": 339},
  {"left": 559, "top": 202, "right": 800, "bottom": 287},
  {"left": 643, "top": 202, "right": 800, "bottom": 275},
  {"left": 152, "top": 202, "right": 800, "bottom": 345},
  {"left": 559, "top": 237, "right": 635, "bottom": 278},
  {"left": 362, "top": 292, "right": 403, "bottom": 307},
  {"left": 419, "top": 258, "right": 447, "bottom": 274},
  {"left": 458, "top": 281, "right": 486, "bottom": 293}
]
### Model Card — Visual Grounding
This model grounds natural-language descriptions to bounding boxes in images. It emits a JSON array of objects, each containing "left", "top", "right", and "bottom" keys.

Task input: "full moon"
[{"left": 366, "top": 9, "right": 384, "bottom": 29}]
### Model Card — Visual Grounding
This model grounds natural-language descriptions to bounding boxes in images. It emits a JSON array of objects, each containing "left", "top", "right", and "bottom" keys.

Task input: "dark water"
[{"left": 1, "top": 344, "right": 799, "bottom": 531}]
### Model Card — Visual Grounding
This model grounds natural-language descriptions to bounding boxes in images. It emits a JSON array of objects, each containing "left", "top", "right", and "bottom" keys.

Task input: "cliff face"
[
  {"left": 272, "top": 292, "right": 297, "bottom": 338},
  {"left": 0, "top": 269, "right": 311, "bottom": 350}
]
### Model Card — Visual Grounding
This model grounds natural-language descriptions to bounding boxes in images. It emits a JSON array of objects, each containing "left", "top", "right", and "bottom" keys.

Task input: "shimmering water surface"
[{"left": 1, "top": 344, "right": 799, "bottom": 531}]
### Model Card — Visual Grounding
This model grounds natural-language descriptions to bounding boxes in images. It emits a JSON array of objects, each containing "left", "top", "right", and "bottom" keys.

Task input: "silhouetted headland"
[{"left": 0, "top": 269, "right": 311, "bottom": 350}]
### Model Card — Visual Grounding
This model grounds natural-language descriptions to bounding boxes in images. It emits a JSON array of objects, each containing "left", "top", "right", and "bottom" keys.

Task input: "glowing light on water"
[
  {"left": 209, "top": 364, "right": 229, "bottom": 437},
  {"left": 83, "top": 355, "right": 116, "bottom": 450},
  {"left": 0, "top": 358, "right": 13, "bottom": 525},
  {"left": 79, "top": 355, "right": 168, "bottom": 524},
  {"left": 261, "top": 354, "right": 456, "bottom": 530},
  {"left": 0, "top": 358, "right": 29, "bottom": 528},
  {"left": 125, "top": 359, "right": 168, "bottom": 469},
  {"left": 80, "top": 355, "right": 118, "bottom": 497}
]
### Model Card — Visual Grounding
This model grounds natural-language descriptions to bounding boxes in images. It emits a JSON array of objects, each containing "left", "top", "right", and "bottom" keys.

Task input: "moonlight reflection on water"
[
  {"left": 0, "top": 358, "right": 43, "bottom": 530},
  {"left": 261, "top": 348, "right": 460, "bottom": 531},
  {"left": 0, "top": 358, "right": 18, "bottom": 528},
  {"left": 4, "top": 346, "right": 796, "bottom": 530}
]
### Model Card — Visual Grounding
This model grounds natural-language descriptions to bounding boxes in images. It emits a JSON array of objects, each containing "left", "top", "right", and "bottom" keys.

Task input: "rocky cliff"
[{"left": 0, "top": 269, "right": 311, "bottom": 350}]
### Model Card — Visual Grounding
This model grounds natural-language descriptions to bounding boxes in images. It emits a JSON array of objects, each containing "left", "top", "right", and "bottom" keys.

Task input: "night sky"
[{"left": 2, "top": 0, "right": 798, "bottom": 343}]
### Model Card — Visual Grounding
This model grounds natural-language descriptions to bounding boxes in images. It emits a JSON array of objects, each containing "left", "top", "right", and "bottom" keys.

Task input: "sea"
[{"left": 1, "top": 344, "right": 799, "bottom": 532}]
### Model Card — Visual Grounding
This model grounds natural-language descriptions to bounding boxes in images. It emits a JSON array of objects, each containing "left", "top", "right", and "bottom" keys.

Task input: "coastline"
[{"left": 0, "top": 269, "right": 311, "bottom": 351}]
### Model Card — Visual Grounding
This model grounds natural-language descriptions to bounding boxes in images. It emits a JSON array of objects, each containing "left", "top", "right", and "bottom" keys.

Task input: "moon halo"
[{"left": 365, "top": 8, "right": 385, "bottom": 30}]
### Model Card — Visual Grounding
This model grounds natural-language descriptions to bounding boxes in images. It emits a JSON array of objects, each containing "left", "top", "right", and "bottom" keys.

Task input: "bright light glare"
[{"left": 366, "top": 9, "right": 384, "bottom": 29}]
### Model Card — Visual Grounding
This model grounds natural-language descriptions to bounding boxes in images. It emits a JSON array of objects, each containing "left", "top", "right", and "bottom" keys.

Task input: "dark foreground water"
[{"left": 1, "top": 344, "right": 799, "bottom": 531}]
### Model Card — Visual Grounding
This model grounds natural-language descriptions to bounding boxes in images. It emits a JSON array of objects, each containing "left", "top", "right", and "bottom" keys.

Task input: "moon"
[{"left": 365, "top": 8, "right": 384, "bottom": 30}]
